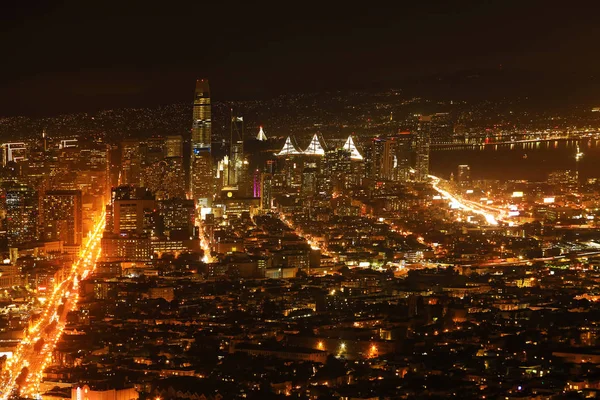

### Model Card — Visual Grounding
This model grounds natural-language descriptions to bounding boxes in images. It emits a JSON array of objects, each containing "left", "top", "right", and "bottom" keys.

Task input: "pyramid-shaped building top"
[
  {"left": 343, "top": 135, "right": 363, "bottom": 160},
  {"left": 256, "top": 126, "right": 267, "bottom": 141},
  {"left": 276, "top": 136, "right": 303, "bottom": 156},
  {"left": 303, "top": 133, "right": 326, "bottom": 156}
]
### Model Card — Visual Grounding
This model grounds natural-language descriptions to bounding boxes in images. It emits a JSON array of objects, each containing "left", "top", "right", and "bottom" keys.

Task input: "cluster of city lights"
[
  {"left": 0, "top": 215, "right": 105, "bottom": 399},
  {"left": 429, "top": 175, "right": 505, "bottom": 226}
]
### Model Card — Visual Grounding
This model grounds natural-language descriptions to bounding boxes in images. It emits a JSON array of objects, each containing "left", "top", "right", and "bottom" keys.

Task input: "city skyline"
[{"left": 2, "top": 4, "right": 600, "bottom": 400}]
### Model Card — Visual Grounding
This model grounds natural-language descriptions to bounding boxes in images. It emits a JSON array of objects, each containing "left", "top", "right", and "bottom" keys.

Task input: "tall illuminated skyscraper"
[
  {"left": 190, "top": 79, "right": 213, "bottom": 205},
  {"left": 394, "top": 131, "right": 412, "bottom": 182},
  {"left": 415, "top": 115, "right": 431, "bottom": 181}
]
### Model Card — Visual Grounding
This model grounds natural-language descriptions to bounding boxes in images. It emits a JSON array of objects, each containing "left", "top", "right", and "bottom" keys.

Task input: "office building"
[
  {"left": 414, "top": 116, "right": 431, "bottom": 181},
  {"left": 260, "top": 172, "right": 272, "bottom": 210},
  {"left": 190, "top": 79, "right": 213, "bottom": 204},
  {"left": 158, "top": 198, "right": 196, "bottom": 239},
  {"left": 394, "top": 132, "right": 412, "bottom": 182},
  {"left": 121, "top": 139, "right": 141, "bottom": 186},
  {"left": 4, "top": 183, "right": 37, "bottom": 246},
  {"left": 109, "top": 186, "right": 156, "bottom": 236},
  {"left": 368, "top": 138, "right": 394, "bottom": 181},
  {"left": 325, "top": 148, "right": 351, "bottom": 192},
  {"left": 165, "top": 135, "right": 183, "bottom": 158},
  {"left": 41, "top": 190, "right": 83, "bottom": 245}
]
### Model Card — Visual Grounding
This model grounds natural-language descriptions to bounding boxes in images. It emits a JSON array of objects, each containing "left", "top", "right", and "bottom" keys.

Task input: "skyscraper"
[
  {"left": 229, "top": 114, "right": 246, "bottom": 189},
  {"left": 325, "top": 148, "right": 351, "bottom": 192},
  {"left": 165, "top": 135, "right": 183, "bottom": 158},
  {"left": 415, "top": 116, "right": 431, "bottom": 181},
  {"left": 367, "top": 138, "right": 394, "bottom": 181},
  {"left": 4, "top": 183, "right": 37, "bottom": 246},
  {"left": 108, "top": 186, "right": 155, "bottom": 236},
  {"left": 41, "top": 190, "right": 83, "bottom": 245},
  {"left": 394, "top": 131, "right": 412, "bottom": 182},
  {"left": 260, "top": 172, "right": 273, "bottom": 210},
  {"left": 190, "top": 79, "right": 213, "bottom": 204},
  {"left": 158, "top": 198, "right": 196, "bottom": 239},
  {"left": 121, "top": 139, "right": 141, "bottom": 186}
]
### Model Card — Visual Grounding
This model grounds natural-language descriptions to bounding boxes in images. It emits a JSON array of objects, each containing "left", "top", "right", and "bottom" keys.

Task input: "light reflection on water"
[{"left": 431, "top": 139, "right": 600, "bottom": 181}]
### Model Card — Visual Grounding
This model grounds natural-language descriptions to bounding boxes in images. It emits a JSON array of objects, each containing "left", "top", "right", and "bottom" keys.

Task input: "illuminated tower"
[
  {"left": 415, "top": 115, "right": 431, "bottom": 181},
  {"left": 121, "top": 139, "right": 141, "bottom": 186},
  {"left": 368, "top": 138, "right": 393, "bottom": 181},
  {"left": 190, "top": 79, "right": 213, "bottom": 205},
  {"left": 260, "top": 172, "right": 273, "bottom": 210},
  {"left": 253, "top": 169, "right": 261, "bottom": 198},
  {"left": 229, "top": 112, "right": 245, "bottom": 189},
  {"left": 394, "top": 132, "right": 412, "bottom": 182}
]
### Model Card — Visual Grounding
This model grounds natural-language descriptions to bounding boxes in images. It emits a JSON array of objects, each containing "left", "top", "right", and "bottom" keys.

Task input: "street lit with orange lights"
[
  {"left": 0, "top": 215, "right": 105, "bottom": 399},
  {"left": 278, "top": 212, "right": 332, "bottom": 258}
]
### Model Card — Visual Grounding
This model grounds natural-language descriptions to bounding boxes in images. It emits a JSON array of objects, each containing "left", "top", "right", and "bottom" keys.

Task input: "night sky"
[{"left": 1, "top": 1, "right": 600, "bottom": 116}]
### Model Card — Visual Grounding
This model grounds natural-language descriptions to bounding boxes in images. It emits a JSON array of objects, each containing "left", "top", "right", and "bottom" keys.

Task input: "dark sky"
[{"left": 1, "top": 0, "right": 600, "bottom": 116}]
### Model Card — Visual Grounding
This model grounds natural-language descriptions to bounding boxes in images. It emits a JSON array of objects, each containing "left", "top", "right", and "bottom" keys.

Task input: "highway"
[
  {"left": 0, "top": 215, "right": 105, "bottom": 399},
  {"left": 429, "top": 174, "right": 506, "bottom": 225}
]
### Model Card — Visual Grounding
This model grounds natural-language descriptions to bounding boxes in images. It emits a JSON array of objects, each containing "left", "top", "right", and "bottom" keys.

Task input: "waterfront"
[{"left": 431, "top": 139, "right": 600, "bottom": 181}]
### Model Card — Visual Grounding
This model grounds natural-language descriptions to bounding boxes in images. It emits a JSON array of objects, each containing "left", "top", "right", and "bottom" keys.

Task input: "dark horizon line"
[{"left": 2, "top": 67, "right": 600, "bottom": 119}]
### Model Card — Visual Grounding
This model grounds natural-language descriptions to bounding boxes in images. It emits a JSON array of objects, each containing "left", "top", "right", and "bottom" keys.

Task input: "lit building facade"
[
  {"left": 414, "top": 115, "right": 431, "bottom": 181},
  {"left": 120, "top": 139, "right": 141, "bottom": 186},
  {"left": 165, "top": 135, "right": 183, "bottom": 158},
  {"left": 4, "top": 183, "right": 37, "bottom": 246},
  {"left": 190, "top": 79, "right": 213, "bottom": 204},
  {"left": 41, "top": 190, "right": 83, "bottom": 245}
]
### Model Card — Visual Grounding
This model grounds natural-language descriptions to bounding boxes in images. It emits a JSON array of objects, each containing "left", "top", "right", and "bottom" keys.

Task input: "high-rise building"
[
  {"left": 394, "top": 132, "right": 412, "bottom": 182},
  {"left": 165, "top": 135, "right": 183, "bottom": 158},
  {"left": 190, "top": 79, "right": 213, "bottom": 204},
  {"left": 121, "top": 140, "right": 141, "bottom": 186},
  {"left": 191, "top": 79, "right": 211, "bottom": 150},
  {"left": 141, "top": 137, "right": 165, "bottom": 166},
  {"left": 41, "top": 190, "right": 83, "bottom": 245},
  {"left": 368, "top": 138, "right": 395, "bottom": 181},
  {"left": 325, "top": 148, "right": 351, "bottom": 192},
  {"left": 229, "top": 115, "right": 246, "bottom": 190},
  {"left": 109, "top": 186, "right": 155, "bottom": 236},
  {"left": 457, "top": 164, "right": 471, "bottom": 183},
  {"left": 158, "top": 199, "right": 195, "bottom": 239},
  {"left": 253, "top": 169, "right": 261, "bottom": 198},
  {"left": 190, "top": 153, "right": 212, "bottom": 205},
  {"left": 4, "top": 183, "right": 37, "bottom": 246},
  {"left": 260, "top": 173, "right": 273, "bottom": 210},
  {"left": 301, "top": 163, "right": 318, "bottom": 196},
  {"left": 415, "top": 116, "right": 431, "bottom": 181}
]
